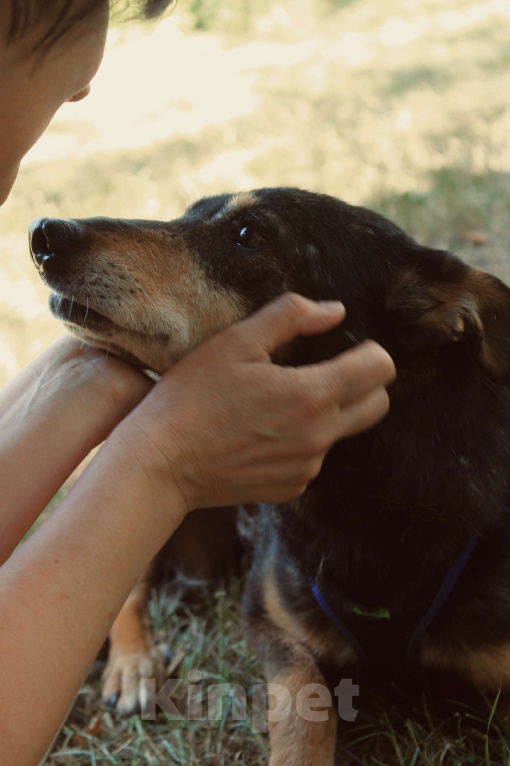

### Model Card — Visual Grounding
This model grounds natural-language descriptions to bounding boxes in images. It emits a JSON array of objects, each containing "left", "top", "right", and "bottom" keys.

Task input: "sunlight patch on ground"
[
  {"left": 17, "top": 0, "right": 510, "bottom": 170},
  {"left": 322, "top": 31, "right": 373, "bottom": 66},
  {"left": 379, "top": 17, "right": 429, "bottom": 47},
  {"left": 196, "top": 149, "right": 257, "bottom": 187},
  {"left": 24, "top": 18, "right": 318, "bottom": 164},
  {"left": 439, "top": 0, "right": 510, "bottom": 30}
]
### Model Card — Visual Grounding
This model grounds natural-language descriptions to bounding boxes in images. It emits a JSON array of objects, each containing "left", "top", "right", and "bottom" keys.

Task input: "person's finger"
[
  {"left": 299, "top": 340, "right": 396, "bottom": 408},
  {"left": 334, "top": 386, "right": 391, "bottom": 440},
  {"left": 227, "top": 293, "right": 346, "bottom": 360}
]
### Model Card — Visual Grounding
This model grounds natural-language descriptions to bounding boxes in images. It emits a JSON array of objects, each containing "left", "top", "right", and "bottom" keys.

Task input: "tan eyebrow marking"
[{"left": 222, "top": 192, "right": 257, "bottom": 218}]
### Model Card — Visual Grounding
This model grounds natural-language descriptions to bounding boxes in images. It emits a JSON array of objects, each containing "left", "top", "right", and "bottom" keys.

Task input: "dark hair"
[{"left": 6, "top": 0, "right": 175, "bottom": 51}]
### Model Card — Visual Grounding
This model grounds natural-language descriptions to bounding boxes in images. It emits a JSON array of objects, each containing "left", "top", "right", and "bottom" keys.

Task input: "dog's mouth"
[
  {"left": 49, "top": 293, "right": 151, "bottom": 371},
  {"left": 49, "top": 293, "right": 114, "bottom": 331}
]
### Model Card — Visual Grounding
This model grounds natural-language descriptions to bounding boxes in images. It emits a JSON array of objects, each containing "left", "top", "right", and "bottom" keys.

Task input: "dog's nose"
[{"left": 29, "top": 218, "right": 83, "bottom": 273}]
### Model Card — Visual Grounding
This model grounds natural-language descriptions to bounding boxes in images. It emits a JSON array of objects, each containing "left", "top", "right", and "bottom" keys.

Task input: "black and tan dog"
[{"left": 30, "top": 188, "right": 510, "bottom": 763}]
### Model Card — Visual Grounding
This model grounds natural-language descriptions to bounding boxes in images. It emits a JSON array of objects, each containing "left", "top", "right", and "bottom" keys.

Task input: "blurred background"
[{"left": 1, "top": 0, "right": 510, "bottom": 387}]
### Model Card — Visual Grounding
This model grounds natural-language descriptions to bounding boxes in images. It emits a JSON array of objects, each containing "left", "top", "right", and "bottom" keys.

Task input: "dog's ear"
[{"left": 387, "top": 258, "right": 510, "bottom": 383}]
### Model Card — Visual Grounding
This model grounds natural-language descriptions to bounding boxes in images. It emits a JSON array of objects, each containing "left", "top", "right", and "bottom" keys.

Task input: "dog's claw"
[
  {"left": 101, "top": 647, "right": 167, "bottom": 716},
  {"left": 108, "top": 692, "right": 119, "bottom": 708},
  {"left": 158, "top": 642, "right": 173, "bottom": 662}
]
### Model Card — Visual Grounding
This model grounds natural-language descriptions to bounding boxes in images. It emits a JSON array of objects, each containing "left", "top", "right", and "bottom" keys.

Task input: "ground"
[{"left": 2, "top": 0, "right": 510, "bottom": 763}]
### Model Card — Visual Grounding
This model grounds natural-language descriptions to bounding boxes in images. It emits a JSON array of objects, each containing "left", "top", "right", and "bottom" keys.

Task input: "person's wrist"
[
  {"left": 57, "top": 339, "right": 152, "bottom": 412},
  {"left": 107, "top": 410, "right": 195, "bottom": 519},
  {"left": 38, "top": 337, "right": 154, "bottom": 447}
]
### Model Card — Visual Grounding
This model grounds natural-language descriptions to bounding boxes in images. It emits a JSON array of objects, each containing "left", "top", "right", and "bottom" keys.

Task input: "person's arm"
[
  {"left": 0, "top": 295, "right": 395, "bottom": 765},
  {"left": 0, "top": 335, "right": 153, "bottom": 564},
  {"left": 0, "top": 429, "right": 186, "bottom": 766}
]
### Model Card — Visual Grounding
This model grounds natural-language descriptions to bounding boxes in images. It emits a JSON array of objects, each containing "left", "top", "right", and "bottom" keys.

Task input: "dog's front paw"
[{"left": 101, "top": 646, "right": 167, "bottom": 716}]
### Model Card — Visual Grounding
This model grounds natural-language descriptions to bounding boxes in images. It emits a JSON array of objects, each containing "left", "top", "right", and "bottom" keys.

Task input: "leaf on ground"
[
  {"left": 71, "top": 713, "right": 102, "bottom": 746},
  {"left": 461, "top": 230, "right": 491, "bottom": 246}
]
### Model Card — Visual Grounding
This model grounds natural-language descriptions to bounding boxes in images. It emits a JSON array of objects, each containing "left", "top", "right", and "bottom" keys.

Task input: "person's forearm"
[
  {"left": 0, "top": 423, "right": 186, "bottom": 766},
  {"left": 0, "top": 337, "right": 152, "bottom": 563}
]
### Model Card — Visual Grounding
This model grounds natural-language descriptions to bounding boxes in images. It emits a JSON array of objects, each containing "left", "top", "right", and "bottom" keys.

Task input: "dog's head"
[{"left": 29, "top": 187, "right": 510, "bottom": 385}]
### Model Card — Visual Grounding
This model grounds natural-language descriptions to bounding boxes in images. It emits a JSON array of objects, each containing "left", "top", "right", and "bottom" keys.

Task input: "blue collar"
[{"left": 310, "top": 534, "right": 479, "bottom": 676}]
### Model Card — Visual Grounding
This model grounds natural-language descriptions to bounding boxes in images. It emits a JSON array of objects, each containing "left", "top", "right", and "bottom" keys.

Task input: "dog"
[{"left": 30, "top": 188, "right": 510, "bottom": 763}]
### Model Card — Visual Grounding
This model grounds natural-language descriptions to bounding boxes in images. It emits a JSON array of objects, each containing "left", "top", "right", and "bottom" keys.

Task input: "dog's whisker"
[{"left": 66, "top": 295, "right": 74, "bottom": 322}]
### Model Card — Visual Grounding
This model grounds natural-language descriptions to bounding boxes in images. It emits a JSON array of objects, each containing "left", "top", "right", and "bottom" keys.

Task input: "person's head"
[{"left": 0, "top": 0, "right": 173, "bottom": 205}]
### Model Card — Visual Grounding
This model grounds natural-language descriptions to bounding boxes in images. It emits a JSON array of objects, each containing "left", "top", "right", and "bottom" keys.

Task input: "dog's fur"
[{"left": 30, "top": 188, "right": 510, "bottom": 763}]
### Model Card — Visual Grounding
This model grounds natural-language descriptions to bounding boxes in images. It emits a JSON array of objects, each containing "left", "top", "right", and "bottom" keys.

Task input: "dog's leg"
[
  {"left": 267, "top": 651, "right": 337, "bottom": 766},
  {"left": 162, "top": 505, "right": 243, "bottom": 579},
  {"left": 101, "top": 507, "right": 242, "bottom": 715},
  {"left": 101, "top": 566, "right": 166, "bottom": 715},
  {"left": 422, "top": 636, "right": 510, "bottom": 719},
  {"left": 244, "top": 539, "right": 347, "bottom": 766},
  {"left": 246, "top": 610, "right": 337, "bottom": 766}
]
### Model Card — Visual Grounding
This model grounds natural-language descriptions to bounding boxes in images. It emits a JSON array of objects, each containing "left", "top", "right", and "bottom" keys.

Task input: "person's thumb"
[{"left": 230, "top": 293, "right": 346, "bottom": 360}]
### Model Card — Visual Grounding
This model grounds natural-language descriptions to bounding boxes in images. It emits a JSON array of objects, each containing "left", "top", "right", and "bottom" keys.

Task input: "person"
[{"left": 0, "top": 1, "right": 396, "bottom": 763}]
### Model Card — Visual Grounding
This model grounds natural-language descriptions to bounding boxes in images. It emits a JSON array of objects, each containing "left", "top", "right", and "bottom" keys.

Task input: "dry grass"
[{"left": 2, "top": 0, "right": 510, "bottom": 763}]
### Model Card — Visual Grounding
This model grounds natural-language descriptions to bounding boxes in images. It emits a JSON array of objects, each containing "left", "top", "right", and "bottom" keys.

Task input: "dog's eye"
[{"left": 234, "top": 222, "right": 265, "bottom": 249}]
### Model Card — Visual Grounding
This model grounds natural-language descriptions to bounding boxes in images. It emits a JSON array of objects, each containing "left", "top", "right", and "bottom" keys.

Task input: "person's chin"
[{"left": 0, "top": 162, "right": 21, "bottom": 206}]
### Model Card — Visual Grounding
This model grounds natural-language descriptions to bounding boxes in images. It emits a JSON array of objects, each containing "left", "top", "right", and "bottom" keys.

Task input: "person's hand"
[
  {"left": 0, "top": 333, "right": 154, "bottom": 463},
  {"left": 118, "top": 293, "right": 396, "bottom": 511}
]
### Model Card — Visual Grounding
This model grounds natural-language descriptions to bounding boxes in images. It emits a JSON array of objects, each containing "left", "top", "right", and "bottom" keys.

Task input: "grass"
[
  {"left": 2, "top": 0, "right": 510, "bottom": 763},
  {"left": 47, "top": 578, "right": 271, "bottom": 765}
]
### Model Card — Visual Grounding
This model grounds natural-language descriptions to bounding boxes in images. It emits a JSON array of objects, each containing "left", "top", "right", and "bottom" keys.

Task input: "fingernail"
[{"left": 317, "top": 300, "right": 345, "bottom": 313}]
